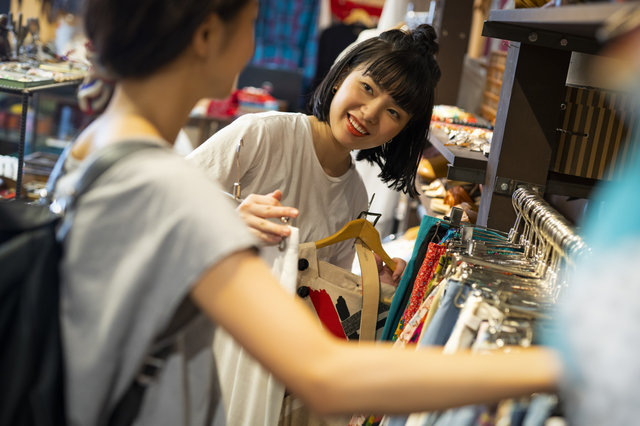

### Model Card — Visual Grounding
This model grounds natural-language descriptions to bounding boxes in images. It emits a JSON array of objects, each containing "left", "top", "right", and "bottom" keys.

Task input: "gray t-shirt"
[{"left": 56, "top": 140, "right": 256, "bottom": 426}]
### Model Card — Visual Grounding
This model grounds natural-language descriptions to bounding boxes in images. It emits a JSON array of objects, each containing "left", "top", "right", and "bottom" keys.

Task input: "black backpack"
[{"left": 0, "top": 142, "right": 168, "bottom": 426}]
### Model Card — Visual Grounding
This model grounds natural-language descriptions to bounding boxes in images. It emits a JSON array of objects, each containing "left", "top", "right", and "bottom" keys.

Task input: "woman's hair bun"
[{"left": 411, "top": 24, "right": 439, "bottom": 57}]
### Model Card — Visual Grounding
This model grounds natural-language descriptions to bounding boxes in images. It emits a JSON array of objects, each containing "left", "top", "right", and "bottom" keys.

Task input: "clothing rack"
[
  {"left": 510, "top": 187, "right": 587, "bottom": 263},
  {"left": 505, "top": 187, "right": 588, "bottom": 302},
  {"left": 368, "top": 189, "right": 588, "bottom": 425}
]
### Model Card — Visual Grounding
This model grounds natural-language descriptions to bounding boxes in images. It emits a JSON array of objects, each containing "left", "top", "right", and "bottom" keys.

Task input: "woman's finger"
[
  {"left": 240, "top": 194, "right": 299, "bottom": 219},
  {"left": 248, "top": 228, "right": 283, "bottom": 245},
  {"left": 246, "top": 203, "right": 298, "bottom": 220},
  {"left": 392, "top": 258, "right": 407, "bottom": 281},
  {"left": 241, "top": 213, "right": 292, "bottom": 237}
]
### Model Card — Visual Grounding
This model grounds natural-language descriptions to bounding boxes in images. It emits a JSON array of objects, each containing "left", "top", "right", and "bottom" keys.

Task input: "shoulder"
[
  {"left": 191, "top": 112, "right": 307, "bottom": 152},
  {"left": 77, "top": 149, "right": 223, "bottom": 211},
  {"left": 227, "top": 111, "right": 307, "bottom": 130},
  {"left": 71, "top": 148, "right": 256, "bottom": 251},
  {"left": 240, "top": 112, "right": 310, "bottom": 136}
]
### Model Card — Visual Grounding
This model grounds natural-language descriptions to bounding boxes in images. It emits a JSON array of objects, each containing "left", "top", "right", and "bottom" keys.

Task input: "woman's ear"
[{"left": 191, "top": 13, "right": 224, "bottom": 59}]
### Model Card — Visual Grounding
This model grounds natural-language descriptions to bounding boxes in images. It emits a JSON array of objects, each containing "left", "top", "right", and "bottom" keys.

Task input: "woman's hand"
[
  {"left": 374, "top": 254, "right": 406, "bottom": 287},
  {"left": 237, "top": 190, "right": 299, "bottom": 245}
]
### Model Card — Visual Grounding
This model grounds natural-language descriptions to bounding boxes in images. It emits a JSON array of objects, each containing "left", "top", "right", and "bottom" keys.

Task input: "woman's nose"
[{"left": 362, "top": 99, "right": 383, "bottom": 123}]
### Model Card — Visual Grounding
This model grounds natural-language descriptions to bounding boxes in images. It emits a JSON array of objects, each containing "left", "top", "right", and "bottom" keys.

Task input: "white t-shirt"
[
  {"left": 186, "top": 112, "right": 369, "bottom": 270},
  {"left": 56, "top": 138, "right": 256, "bottom": 426}
]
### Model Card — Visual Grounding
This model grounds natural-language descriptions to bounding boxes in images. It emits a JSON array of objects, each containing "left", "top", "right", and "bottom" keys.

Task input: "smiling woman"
[{"left": 187, "top": 24, "right": 441, "bottom": 261}]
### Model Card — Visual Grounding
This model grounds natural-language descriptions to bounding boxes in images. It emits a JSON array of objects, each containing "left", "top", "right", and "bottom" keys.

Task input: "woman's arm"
[{"left": 191, "top": 249, "right": 561, "bottom": 416}]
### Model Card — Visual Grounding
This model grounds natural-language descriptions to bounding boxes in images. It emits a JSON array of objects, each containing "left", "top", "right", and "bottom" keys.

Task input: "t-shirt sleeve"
[
  {"left": 185, "top": 114, "right": 269, "bottom": 193},
  {"left": 60, "top": 150, "right": 258, "bottom": 422}
]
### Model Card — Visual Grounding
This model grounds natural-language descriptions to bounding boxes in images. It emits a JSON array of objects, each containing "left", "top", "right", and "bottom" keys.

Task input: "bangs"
[{"left": 364, "top": 52, "right": 434, "bottom": 121}]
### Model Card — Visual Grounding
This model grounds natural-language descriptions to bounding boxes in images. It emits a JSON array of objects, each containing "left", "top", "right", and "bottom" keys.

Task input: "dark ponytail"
[
  {"left": 310, "top": 24, "right": 441, "bottom": 197},
  {"left": 84, "top": 0, "right": 251, "bottom": 79}
]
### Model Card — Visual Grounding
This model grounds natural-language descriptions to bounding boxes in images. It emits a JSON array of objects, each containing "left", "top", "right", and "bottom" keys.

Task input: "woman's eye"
[
  {"left": 363, "top": 83, "right": 373, "bottom": 93},
  {"left": 389, "top": 109, "right": 399, "bottom": 119}
]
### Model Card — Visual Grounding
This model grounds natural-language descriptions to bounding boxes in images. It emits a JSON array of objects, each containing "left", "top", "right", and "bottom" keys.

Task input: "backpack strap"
[
  {"left": 108, "top": 298, "right": 200, "bottom": 426},
  {"left": 43, "top": 142, "right": 73, "bottom": 204},
  {"left": 53, "top": 141, "right": 163, "bottom": 242}
]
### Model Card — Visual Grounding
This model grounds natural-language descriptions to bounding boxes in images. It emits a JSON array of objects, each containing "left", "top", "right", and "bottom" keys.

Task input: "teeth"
[{"left": 348, "top": 115, "right": 367, "bottom": 135}]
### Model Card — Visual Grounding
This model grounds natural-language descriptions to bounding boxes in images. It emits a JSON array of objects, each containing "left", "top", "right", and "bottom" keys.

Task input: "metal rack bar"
[
  {"left": 7, "top": 79, "right": 83, "bottom": 199},
  {"left": 15, "top": 92, "right": 28, "bottom": 199}
]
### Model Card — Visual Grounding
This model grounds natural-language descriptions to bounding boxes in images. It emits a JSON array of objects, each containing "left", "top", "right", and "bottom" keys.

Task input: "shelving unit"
[
  {"left": 0, "top": 79, "right": 83, "bottom": 199},
  {"left": 428, "top": 127, "right": 488, "bottom": 184},
  {"left": 428, "top": 2, "right": 639, "bottom": 230}
]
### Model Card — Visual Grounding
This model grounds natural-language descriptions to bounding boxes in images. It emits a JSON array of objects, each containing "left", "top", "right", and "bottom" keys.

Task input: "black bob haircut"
[
  {"left": 310, "top": 24, "right": 441, "bottom": 197},
  {"left": 84, "top": 0, "right": 251, "bottom": 79}
]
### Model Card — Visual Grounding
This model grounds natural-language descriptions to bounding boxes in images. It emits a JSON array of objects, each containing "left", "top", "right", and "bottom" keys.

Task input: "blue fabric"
[
  {"left": 381, "top": 215, "right": 442, "bottom": 341},
  {"left": 510, "top": 400, "right": 529, "bottom": 426},
  {"left": 386, "top": 415, "right": 409, "bottom": 426},
  {"left": 419, "top": 279, "right": 470, "bottom": 347},
  {"left": 433, "top": 406, "right": 482, "bottom": 426},
  {"left": 440, "top": 228, "right": 457, "bottom": 243},
  {"left": 522, "top": 394, "right": 557, "bottom": 426},
  {"left": 251, "top": 0, "right": 320, "bottom": 92}
]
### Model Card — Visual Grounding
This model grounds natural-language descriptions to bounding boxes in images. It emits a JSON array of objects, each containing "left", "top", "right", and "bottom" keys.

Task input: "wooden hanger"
[
  {"left": 343, "top": 8, "right": 375, "bottom": 28},
  {"left": 315, "top": 218, "right": 397, "bottom": 272}
]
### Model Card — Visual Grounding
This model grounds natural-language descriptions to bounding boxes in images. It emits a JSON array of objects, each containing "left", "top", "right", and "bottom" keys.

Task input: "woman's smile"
[{"left": 346, "top": 113, "right": 369, "bottom": 136}]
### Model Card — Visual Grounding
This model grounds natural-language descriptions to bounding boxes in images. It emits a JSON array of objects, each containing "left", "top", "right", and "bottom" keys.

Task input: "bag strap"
[
  {"left": 53, "top": 141, "right": 164, "bottom": 242},
  {"left": 74, "top": 141, "right": 163, "bottom": 201},
  {"left": 43, "top": 142, "right": 73, "bottom": 203},
  {"left": 108, "top": 298, "right": 200, "bottom": 426},
  {"left": 46, "top": 141, "right": 162, "bottom": 205},
  {"left": 355, "top": 240, "right": 380, "bottom": 341}
]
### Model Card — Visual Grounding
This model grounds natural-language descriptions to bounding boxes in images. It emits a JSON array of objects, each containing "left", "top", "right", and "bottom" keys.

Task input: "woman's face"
[{"left": 328, "top": 67, "right": 412, "bottom": 151}]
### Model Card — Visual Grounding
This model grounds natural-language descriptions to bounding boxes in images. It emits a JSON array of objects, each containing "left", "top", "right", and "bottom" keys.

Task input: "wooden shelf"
[
  {"left": 487, "top": 3, "right": 637, "bottom": 38},
  {"left": 483, "top": 2, "right": 640, "bottom": 55},
  {"left": 475, "top": 2, "right": 640, "bottom": 229},
  {"left": 428, "top": 127, "right": 488, "bottom": 184}
]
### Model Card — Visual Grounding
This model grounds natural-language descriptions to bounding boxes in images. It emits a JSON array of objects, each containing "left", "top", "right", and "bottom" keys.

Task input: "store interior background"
[{"left": 0, "top": 0, "right": 633, "bottom": 241}]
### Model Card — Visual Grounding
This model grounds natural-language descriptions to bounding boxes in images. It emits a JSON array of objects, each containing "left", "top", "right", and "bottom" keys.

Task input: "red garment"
[
  {"left": 401, "top": 243, "right": 446, "bottom": 326},
  {"left": 331, "top": 0, "right": 383, "bottom": 21}
]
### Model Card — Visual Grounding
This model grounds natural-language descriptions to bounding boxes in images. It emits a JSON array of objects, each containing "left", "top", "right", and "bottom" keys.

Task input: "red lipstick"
[{"left": 346, "top": 113, "right": 369, "bottom": 137}]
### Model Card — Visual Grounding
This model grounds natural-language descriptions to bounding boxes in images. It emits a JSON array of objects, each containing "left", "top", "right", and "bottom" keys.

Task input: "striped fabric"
[
  {"left": 251, "top": 0, "right": 320, "bottom": 92},
  {"left": 553, "top": 86, "right": 640, "bottom": 181}
]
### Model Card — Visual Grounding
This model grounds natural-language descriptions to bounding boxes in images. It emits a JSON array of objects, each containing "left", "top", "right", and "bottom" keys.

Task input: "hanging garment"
[
  {"left": 383, "top": 279, "right": 472, "bottom": 426},
  {"left": 417, "top": 283, "right": 445, "bottom": 343},
  {"left": 522, "top": 394, "right": 559, "bottom": 426},
  {"left": 393, "top": 283, "right": 441, "bottom": 350},
  {"left": 312, "top": 23, "right": 366, "bottom": 93},
  {"left": 418, "top": 279, "right": 471, "bottom": 347},
  {"left": 213, "top": 227, "right": 300, "bottom": 426},
  {"left": 251, "top": 0, "right": 320, "bottom": 93},
  {"left": 382, "top": 216, "right": 446, "bottom": 341},
  {"left": 392, "top": 244, "right": 447, "bottom": 341},
  {"left": 280, "top": 239, "right": 396, "bottom": 426}
]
